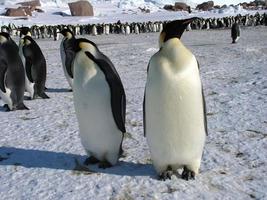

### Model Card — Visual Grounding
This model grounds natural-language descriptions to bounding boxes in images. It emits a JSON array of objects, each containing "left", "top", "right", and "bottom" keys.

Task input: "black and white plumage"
[
  {"left": 231, "top": 23, "right": 240, "bottom": 43},
  {"left": 143, "top": 18, "right": 207, "bottom": 181},
  {"left": 73, "top": 38, "right": 126, "bottom": 168},
  {"left": 0, "top": 32, "right": 28, "bottom": 111},
  {"left": 19, "top": 36, "right": 49, "bottom": 99},
  {"left": 59, "top": 28, "right": 76, "bottom": 90}
]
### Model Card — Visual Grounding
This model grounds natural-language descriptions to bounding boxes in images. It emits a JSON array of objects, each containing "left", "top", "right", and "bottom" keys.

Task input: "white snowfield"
[
  {"left": 0, "top": 26, "right": 267, "bottom": 199},
  {"left": 0, "top": 0, "right": 266, "bottom": 26}
]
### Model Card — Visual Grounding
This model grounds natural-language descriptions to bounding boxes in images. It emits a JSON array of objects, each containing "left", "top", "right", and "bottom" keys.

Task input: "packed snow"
[
  {"left": 0, "top": 0, "right": 266, "bottom": 26},
  {"left": 0, "top": 25, "right": 266, "bottom": 199}
]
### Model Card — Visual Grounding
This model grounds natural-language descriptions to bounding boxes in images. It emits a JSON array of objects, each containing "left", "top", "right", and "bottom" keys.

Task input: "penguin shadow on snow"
[
  {"left": 0, "top": 147, "right": 155, "bottom": 177},
  {"left": 45, "top": 88, "right": 72, "bottom": 93}
]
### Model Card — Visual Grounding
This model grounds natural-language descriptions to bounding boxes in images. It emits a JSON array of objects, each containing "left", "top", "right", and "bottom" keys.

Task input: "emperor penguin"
[
  {"left": 73, "top": 38, "right": 126, "bottom": 168},
  {"left": 0, "top": 32, "right": 28, "bottom": 111},
  {"left": 59, "top": 28, "right": 76, "bottom": 90},
  {"left": 19, "top": 27, "right": 31, "bottom": 38},
  {"left": 19, "top": 36, "right": 49, "bottom": 99},
  {"left": 143, "top": 18, "right": 208, "bottom": 180},
  {"left": 231, "top": 22, "right": 240, "bottom": 43}
]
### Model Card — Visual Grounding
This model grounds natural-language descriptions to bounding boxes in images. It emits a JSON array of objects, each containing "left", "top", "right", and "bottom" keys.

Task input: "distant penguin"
[
  {"left": 53, "top": 26, "right": 60, "bottom": 41},
  {"left": 19, "top": 27, "right": 31, "bottom": 38},
  {"left": 231, "top": 22, "right": 240, "bottom": 43},
  {"left": 125, "top": 24, "right": 130, "bottom": 35},
  {"left": 73, "top": 38, "right": 126, "bottom": 168},
  {"left": 143, "top": 18, "right": 207, "bottom": 180},
  {"left": 0, "top": 32, "right": 28, "bottom": 111},
  {"left": 92, "top": 25, "right": 97, "bottom": 36},
  {"left": 59, "top": 28, "right": 76, "bottom": 90},
  {"left": 19, "top": 36, "right": 49, "bottom": 99}
]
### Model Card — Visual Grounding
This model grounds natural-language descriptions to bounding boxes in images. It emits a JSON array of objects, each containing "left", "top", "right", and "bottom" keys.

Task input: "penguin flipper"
[
  {"left": 202, "top": 89, "right": 208, "bottom": 136},
  {"left": 143, "top": 91, "right": 146, "bottom": 137},
  {"left": 0, "top": 61, "right": 8, "bottom": 93},
  {"left": 197, "top": 61, "right": 208, "bottom": 136},
  {"left": 25, "top": 58, "right": 34, "bottom": 83},
  {"left": 64, "top": 50, "right": 75, "bottom": 78},
  {"left": 22, "top": 44, "right": 34, "bottom": 82},
  {"left": 85, "top": 51, "right": 126, "bottom": 134}
]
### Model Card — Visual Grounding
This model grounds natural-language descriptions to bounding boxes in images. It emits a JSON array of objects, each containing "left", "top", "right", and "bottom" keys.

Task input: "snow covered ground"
[
  {"left": 0, "top": 26, "right": 267, "bottom": 199},
  {"left": 0, "top": 0, "right": 266, "bottom": 26}
]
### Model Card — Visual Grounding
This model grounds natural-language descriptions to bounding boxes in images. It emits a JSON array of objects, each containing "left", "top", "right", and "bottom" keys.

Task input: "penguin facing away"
[
  {"left": 143, "top": 18, "right": 207, "bottom": 180},
  {"left": 73, "top": 38, "right": 126, "bottom": 168},
  {"left": 19, "top": 36, "right": 49, "bottom": 99},
  {"left": 0, "top": 32, "right": 28, "bottom": 111},
  {"left": 59, "top": 28, "right": 76, "bottom": 91},
  {"left": 231, "top": 22, "right": 240, "bottom": 43}
]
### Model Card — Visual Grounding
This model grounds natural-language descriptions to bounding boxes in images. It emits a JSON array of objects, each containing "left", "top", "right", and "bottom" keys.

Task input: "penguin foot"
[
  {"left": 3, "top": 104, "right": 11, "bottom": 112},
  {"left": 98, "top": 161, "right": 112, "bottom": 169},
  {"left": 39, "top": 92, "right": 50, "bottom": 99},
  {"left": 16, "top": 103, "right": 29, "bottom": 110},
  {"left": 159, "top": 167, "right": 173, "bottom": 181},
  {"left": 84, "top": 156, "right": 99, "bottom": 165},
  {"left": 181, "top": 166, "right": 195, "bottom": 181}
]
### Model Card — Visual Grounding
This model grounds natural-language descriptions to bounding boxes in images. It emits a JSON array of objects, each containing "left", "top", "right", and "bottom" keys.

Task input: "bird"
[
  {"left": 0, "top": 32, "right": 28, "bottom": 111},
  {"left": 72, "top": 38, "right": 126, "bottom": 168},
  {"left": 143, "top": 18, "right": 207, "bottom": 180}
]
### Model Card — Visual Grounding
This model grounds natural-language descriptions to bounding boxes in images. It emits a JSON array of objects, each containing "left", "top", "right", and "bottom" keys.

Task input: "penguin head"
[
  {"left": 0, "top": 32, "right": 11, "bottom": 44},
  {"left": 19, "top": 27, "right": 31, "bottom": 38},
  {"left": 74, "top": 38, "right": 97, "bottom": 54},
  {"left": 21, "top": 36, "right": 33, "bottom": 46},
  {"left": 59, "top": 28, "right": 74, "bottom": 39},
  {"left": 159, "top": 18, "right": 198, "bottom": 47}
]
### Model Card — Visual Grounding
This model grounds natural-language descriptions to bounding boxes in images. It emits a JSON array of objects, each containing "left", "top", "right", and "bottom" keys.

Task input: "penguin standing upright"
[
  {"left": 0, "top": 32, "right": 28, "bottom": 111},
  {"left": 231, "top": 22, "right": 240, "bottom": 43},
  {"left": 59, "top": 28, "right": 76, "bottom": 90},
  {"left": 73, "top": 38, "right": 126, "bottom": 168},
  {"left": 143, "top": 18, "right": 207, "bottom": 180},
  {"left": 19, "top": 36, "right": 49, "bottom": 99}
]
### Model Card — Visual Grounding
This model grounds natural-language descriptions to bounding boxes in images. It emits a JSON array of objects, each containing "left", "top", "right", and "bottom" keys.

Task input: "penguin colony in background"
[
  {"left": 8, "top": 12, "right": 267, "bottom": 179},
  {"left": 1, "top": 12, "right": 266, "bottom": 40}
]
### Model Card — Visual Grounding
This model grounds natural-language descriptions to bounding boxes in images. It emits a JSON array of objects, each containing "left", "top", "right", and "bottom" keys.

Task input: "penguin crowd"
[
  {"left": 0, "top": 12, "right": 266, "bottom": 40},
  {"left": 0, "top": 14, "right": 264, "bottom": 180}
]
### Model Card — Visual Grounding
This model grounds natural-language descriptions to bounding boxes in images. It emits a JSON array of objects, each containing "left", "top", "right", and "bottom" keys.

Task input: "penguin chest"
[
  {"left": 73, "top": 53, "right": 121, "bottom": 158},
  {"left": 145, "top": 57, "right": 205, "bottom": 166}
]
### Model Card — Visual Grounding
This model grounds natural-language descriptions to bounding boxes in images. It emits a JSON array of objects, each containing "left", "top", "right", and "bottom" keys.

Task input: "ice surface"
[{"left": 0, "top": 26, "right": 266, "bottom": 199}]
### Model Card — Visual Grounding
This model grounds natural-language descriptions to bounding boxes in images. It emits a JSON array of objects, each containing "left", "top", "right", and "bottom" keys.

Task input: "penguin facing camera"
[{"left": 143, "top": 18, "right": 207, "bottom": 181}]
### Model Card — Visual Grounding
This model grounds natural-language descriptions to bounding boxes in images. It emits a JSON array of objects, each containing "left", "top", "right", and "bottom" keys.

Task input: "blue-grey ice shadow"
[
  {"left": 0, "top": 147, "right": 156, "bottom": 177},
  {"left": 46, "top": 88, "right": 72, "bottom": 93}
]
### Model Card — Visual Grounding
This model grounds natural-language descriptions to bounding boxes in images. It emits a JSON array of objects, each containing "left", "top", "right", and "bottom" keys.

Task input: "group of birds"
[
  {"left": 1, "top": 17, "right": 210, "bottom": 181},
  {"left": 0, "top": 28, "right": 49, "bottom": 111},
  {"left": 1, "top": 12, "right": 266, "bottom": 40}
]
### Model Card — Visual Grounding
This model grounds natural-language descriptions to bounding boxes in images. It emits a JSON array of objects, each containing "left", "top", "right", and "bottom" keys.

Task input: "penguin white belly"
[
  {"left": 0, "top": 87, "right": 12, "bottom": 110},
  {"left": 60, "top": 41, "right": 73, "bottom": 89},
  {"left": 19, "top": 47, "right": 35, "bottom": 99},
  {"left": 73, "top": 53, "right": 122, "bottom": 165},
  {"left": 145, "top": 57, "right": 205, "bottom": 173}
]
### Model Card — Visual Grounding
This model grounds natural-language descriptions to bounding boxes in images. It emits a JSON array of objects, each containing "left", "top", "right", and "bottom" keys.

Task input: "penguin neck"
[{"left": 161, "top": 38, "right": 194, "bottom": 70}]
